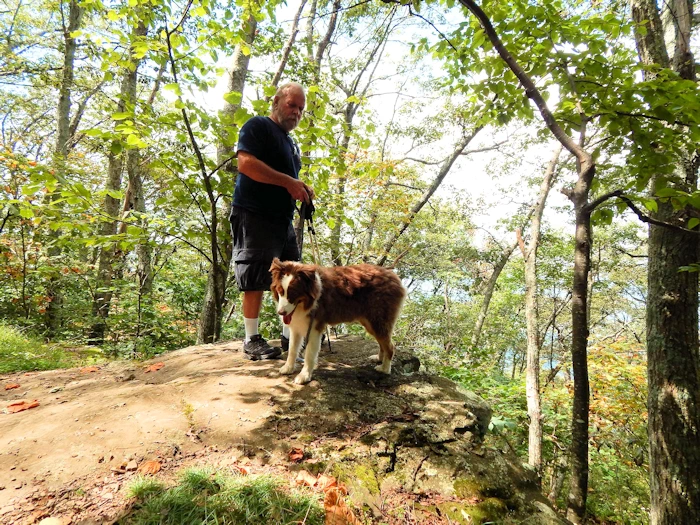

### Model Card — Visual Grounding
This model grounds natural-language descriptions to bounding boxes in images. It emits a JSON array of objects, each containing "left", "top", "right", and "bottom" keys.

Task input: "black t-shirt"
[{"left": 234, "top": 116, "right": 301, "bottom": 220}]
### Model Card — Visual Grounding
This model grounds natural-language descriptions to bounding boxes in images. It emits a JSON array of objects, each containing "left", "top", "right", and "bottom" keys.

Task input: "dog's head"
[{"left": 270, "top": 258, "right": 321, "bottom": 325}]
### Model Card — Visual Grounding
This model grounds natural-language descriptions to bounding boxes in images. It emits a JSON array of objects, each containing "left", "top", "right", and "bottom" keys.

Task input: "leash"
[{"left": 297, "top": 196, "right": 332, "bottom": 353}]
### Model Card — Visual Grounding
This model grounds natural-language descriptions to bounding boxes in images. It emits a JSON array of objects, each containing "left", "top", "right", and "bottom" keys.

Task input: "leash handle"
[{"left": 300, "top": 197, "right": 315, "bottom": 221}]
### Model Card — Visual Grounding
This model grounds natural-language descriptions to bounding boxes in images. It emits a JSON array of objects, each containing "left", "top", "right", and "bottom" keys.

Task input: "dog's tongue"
[{"left": 283, "top": 311, "right": 293, "bottom": 325}]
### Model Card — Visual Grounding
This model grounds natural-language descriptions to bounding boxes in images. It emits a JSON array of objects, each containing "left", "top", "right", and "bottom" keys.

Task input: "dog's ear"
[
  {"left": 297, "top": 268, "right": 321, "bottom": 304},
  {"left": 269, "top": 258, "right": 282, "bottom": 300},
  {"left": 269, "top": 257, "right": 282, "bottom": 280}
]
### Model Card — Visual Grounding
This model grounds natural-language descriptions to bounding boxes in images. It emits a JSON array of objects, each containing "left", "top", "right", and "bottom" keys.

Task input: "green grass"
[
  {"left": 121, "top": 468, "right": 325, "bottom": 525},
  {"left": 0, "top": 324, "right": 103, "bottom": 374}
]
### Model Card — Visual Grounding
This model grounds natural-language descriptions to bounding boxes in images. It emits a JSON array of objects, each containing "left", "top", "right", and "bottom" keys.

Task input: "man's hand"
[{"left": 287, "top": 178, "right": 314, "bottom": 204}]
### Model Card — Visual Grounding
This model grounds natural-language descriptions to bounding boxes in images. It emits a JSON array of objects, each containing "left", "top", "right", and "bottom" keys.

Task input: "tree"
[
  {"left": 630, "top": 1, "right": 700, "bottom": 522},
  {"left": 45, "top": 0, "right": 83, "bottom": 339},
  {"left": 90, "top": 18, "right": 149, "bottom": 343},
  {"left": 519, "top": 144, "right": 562, "bottom": 479},
  {"left": 197, "top": 10, "right": 257, "bottom": 344}
]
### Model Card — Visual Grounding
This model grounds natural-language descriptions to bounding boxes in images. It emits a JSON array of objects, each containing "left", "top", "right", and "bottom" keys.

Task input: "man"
[{"left": 231, "top": 82, "right": 314, "bottom": 360}]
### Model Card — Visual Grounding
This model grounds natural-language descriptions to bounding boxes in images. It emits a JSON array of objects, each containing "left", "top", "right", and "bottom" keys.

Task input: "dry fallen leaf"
[
  {"left": 137, "top": 460, "right": 162, "bottom": 475},
  {"left": 4, "top": 383, "right": 20, "bottom": 390},
  {"left": 288, "top": 447, "right": 304, "bottom": 463},
  {"left": 294, "top": 469, "right": 318, "bottom": 488},
  {"left": 317, "top": 474, "right": 339, "bottom": 491},
  {"left": 144, "top": 362, "right": 164, "bottom": 373},
  {"left": 80, "top": 366, "right": 100, "bottom": 373},
  {"left": 324, "top": 487, "right": 363, "bottom": 525},
  {"left": 232, "top": 464, "right": 250, "bottom": 475},
  {"left": 7, "top": 400, "right": 40, "bottom": 413}
]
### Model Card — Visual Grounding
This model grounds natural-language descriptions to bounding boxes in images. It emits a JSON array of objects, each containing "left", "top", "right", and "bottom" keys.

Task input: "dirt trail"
[{"left": 1, "top": 338, "right": 331, "bottom": 516}]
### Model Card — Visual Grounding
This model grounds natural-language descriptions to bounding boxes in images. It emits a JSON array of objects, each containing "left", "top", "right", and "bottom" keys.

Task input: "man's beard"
[{"left": 280, "top": 116, "right": 299, "bottom": 132}]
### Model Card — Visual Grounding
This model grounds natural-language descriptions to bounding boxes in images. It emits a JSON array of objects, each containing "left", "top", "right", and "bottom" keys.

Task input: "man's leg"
[
  {"left": 243, "top": 291, "right": 264, "bottom": 324},
  {"left": 243, "top": 290, "right": 263, "bottom": 343}
]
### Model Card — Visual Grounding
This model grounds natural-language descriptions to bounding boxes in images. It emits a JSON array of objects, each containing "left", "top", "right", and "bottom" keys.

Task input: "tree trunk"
[
  {"left": 647, "top": 187, "right": 700, "bottom": 524},
  {"left": 197, "top": 14, "right": 256, "bottom": 344},
  {"left": 523, "top": 144, "right": 561, "bottom": 478},
  {"left": 630, "top": 1, "right": 700, "bottom": 522},
  {"left": 377, "top": 127, "right": 481, "bottom": 267},
  {"left": 454, "top": 3, "right": 596, "bottom": 521},
  {"left": 271, "top": 0, "right": 306, "bottom": 89},
  {"left": 45, "top": 0, "right": 82, "bottom": 339},
  {"left": 471, "top": 237, "right": 518, "bottom": 349},
  {"left": 127, "top": 146, "right": 153, "bottom": 337},
  {"left": 89, "top": 21, "right": 147, "bottom": 343}
]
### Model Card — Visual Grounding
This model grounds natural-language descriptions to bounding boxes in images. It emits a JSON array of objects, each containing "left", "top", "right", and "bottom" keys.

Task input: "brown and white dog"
[{"left": 270, "top": 258, "right": 406, "bottom": 385}]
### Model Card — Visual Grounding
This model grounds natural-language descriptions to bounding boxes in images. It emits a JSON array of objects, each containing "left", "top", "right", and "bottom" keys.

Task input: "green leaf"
[
  {"left": 126, "top": 134, "right": 147, "bottom": 148},
  {"left": 643, "top": 199, "right": 658, "bottom": 213},
  {"left": 656, "top": 187, "right": 678, "bottom": 198},
  {"left": 223, "top": 91, "right": 242, "bottom": 106},
  {"left": 112, "top": 112, "right": 132, "bottom": 121},
  {"left": 105, "top": 189, "right": 123, "bottom": 199},
  {"left": 164, "top": 83, "right": 182, "bottom": 96},
  {"left": 19, "top": 207, "right": 34, "bottom": 218},
  {"left": 688, "top": 218, "right": 700, "bottom": 230}
]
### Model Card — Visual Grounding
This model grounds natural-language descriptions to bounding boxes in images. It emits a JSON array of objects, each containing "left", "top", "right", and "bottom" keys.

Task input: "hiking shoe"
[{"left": 244, "top": 335, "right": 281, "bottom": 361}]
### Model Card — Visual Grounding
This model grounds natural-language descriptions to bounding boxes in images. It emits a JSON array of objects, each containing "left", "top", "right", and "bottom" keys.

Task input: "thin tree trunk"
[
  {"left": 456, "top": 3, "right": 596, "bottom": 522},
  {"left": 127, "top": 146, "right": 153, "bottom": 337},
  {"left": 45, "top": 0, "right": 82, "bottom": 339},
  {"left": 331, "top": 14, "right": 393, "bottom": 265},
  {"left": 377, "top": 127, "right": 482, "bottom": 267},
  {"left": 89, "top": 21, "right": 147, "bottom": 343},
  {"left": 197, "top": 14, "right": 256, "bottom": 344},
  {"left": 631, "top": 1, "right": 700, "bottom": 522},
  {"left": 304, "top": 0, "right": 317, "bottom": 58},
  {"left": 271, "top": 0, "right": 306, "bottom": 89},
  {"left": 522, "top": 144, "right": 562, "bottom": 479},
  {"left": 471, "top": 237, "right": 518, "bottom": 349}
]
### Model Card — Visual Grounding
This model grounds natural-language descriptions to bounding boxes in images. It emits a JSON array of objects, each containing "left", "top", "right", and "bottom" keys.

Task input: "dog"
[{"left": 269, "top": 257, "right": 406, "bottom": 385}]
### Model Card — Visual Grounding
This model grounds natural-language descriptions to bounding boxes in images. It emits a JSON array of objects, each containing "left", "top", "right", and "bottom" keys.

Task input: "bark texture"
[
  {"left": 197, "top": 14, "right": 256, "bottom": 344},
  {"left": 45, "top": 0, "right": 83, "bottom": 339},
  {"left": 523, "top": 145, "right": 561, "bottom": 477},
  {"left": 89, "top": 22, "right": 148, "bottom": 343},
  {"left": 630, "top": 1, "right": 700, "bottom": 522}
]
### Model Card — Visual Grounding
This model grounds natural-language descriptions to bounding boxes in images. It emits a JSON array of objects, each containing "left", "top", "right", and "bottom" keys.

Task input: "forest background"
[{"left": 1, "top": 0, "right": 699, "bottom": 523}]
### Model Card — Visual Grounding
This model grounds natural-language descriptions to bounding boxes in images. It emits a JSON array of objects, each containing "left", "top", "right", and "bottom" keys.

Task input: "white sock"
[
  {"left": 281, "top": 320, "right": 290, "bottom": 339},
  {"left": 244, "top": 317, "right": 259, "bottom": 342}
]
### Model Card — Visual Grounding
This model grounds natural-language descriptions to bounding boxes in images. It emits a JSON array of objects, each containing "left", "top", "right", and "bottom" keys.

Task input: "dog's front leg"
[
  {"left": 294, "top": 328, "right": 323, "bottom": 385},
  {"left": 280, "top": 331, "right": 303, "bottom": 375}
]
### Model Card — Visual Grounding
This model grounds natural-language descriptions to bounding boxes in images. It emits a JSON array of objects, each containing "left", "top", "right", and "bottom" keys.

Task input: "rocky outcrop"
[{"left": 260, "top": 335, "right": 571, "bottom": 524}]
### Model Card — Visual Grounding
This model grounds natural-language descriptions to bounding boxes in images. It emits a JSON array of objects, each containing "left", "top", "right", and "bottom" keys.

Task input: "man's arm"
[{"left": 237, "top": 151, "right": 313, "bottom": 204}]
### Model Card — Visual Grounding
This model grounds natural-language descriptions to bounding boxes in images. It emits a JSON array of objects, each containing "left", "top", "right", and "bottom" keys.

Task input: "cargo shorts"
[{"left": 230, "top": 206, "right": 300, "bottom": 292}]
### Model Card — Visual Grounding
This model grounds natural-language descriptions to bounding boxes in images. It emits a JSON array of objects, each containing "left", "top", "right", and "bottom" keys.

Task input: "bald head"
[{"left": 271, "top": 82, "right": 306, "bottom": 132}]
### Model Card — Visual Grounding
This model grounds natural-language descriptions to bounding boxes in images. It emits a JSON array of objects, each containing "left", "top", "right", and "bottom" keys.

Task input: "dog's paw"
[
  {"left": 375, "top": 363, "right": 391, "bottom": 375},
  {"left": 294, "top": 371, "right": 312, "bottom": 384},
  {"left": 368, "top": 354, "right": 381, "bottom": 363},
  {"left": 280, "top": 363, "right": 295, "bottom": 375}
]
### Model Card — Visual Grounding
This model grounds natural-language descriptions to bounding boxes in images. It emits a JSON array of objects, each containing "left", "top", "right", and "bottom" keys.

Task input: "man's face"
[{"left": 272, "top": 88, "right": 305, "bottom": 132}]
